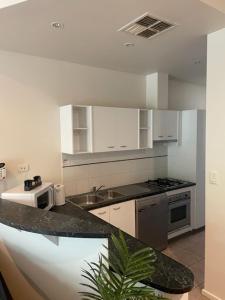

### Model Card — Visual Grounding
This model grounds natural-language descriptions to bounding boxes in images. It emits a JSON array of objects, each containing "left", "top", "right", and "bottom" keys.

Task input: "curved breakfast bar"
[{"left": 0, "top": 197, "right": 194, "bottom": 299}]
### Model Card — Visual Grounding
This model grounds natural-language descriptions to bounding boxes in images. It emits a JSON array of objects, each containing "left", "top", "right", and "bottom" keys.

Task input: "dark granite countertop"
[
  {"left": 0, "top": 197, "right": 194, "bottom": 294},
  {"left": 0, "top": 198, "right": 110, "bottom": 238},
  {"left": 53, "top": 203, "right": 194, "bottom": 294},
  {"left": 67, "top": 181, "right": 196, "bottom": 211}
]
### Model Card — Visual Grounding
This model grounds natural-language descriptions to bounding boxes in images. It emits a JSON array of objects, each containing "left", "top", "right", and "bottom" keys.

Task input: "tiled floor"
[{"left": 163, "top": 230, "right": 207, "bottom": 300}]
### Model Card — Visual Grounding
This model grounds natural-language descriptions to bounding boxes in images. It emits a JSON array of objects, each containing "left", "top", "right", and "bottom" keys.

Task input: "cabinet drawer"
[{"left": 90, "top": 207, "right": 110, "bottom": 223}]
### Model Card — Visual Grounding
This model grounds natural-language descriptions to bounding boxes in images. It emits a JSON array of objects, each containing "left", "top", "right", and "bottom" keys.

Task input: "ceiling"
[
  {"left": 200, "top": 0, "right": 225, "bottom": 14},
  {"left": 0, "top": 0, "right": 225, "bottom": 84}
]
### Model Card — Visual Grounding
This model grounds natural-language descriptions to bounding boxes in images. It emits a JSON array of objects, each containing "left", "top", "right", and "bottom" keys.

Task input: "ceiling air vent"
[
  {"left": 138, "top": 29, "right": 157, "bottom": 38},
  {"left": 151, "top": 22, "right": 172, "bottom": 32},
  {"left": 136, "top": 16, "right": 158, "bottom": 27},
  {"left": 118, "top": 13, "right": 176, "bottom": 40}
]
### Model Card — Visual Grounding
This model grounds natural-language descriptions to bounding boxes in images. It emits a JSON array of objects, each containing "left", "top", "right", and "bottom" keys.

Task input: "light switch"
[{"left": 209, "top": 171, "right": 218, "bottom": 185}]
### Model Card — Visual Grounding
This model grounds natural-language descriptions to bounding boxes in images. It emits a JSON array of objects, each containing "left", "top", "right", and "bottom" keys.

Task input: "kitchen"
[
  {"left": 58, "top": 101, "right": 204, "bottom": 248},
  {"left": 0, "top": 79, "right": 205, "bottom": 298},
  {"left": 0, "top": 0, "right": 225, "bottom": 300}
]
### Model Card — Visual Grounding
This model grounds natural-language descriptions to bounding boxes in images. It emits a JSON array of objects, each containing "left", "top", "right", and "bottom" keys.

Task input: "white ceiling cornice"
[
  {"left": 0, "top": 0, "right": 27, "bottom": 9},
  {"left": 200, "top": 0, "right": 225, "bottom": 13}
]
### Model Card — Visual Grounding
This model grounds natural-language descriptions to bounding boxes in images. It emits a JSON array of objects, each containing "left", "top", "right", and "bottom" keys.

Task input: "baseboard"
[
  {"left": 168, "top": 226, "right": 192, "bottom": 240},
  {"left": 202, "top": 289, "right": 222, "bottom": 300},
  {"left": 168, "top": 226, "right": 205, "bottom": 242}
]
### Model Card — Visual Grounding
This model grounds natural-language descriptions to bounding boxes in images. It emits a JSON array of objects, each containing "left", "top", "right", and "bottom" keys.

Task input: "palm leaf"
[{"left": 80, "top": 231, "right": 169, "bottom": 300}]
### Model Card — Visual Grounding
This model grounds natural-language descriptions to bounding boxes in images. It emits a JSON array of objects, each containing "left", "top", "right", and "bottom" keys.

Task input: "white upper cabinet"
[
  {"left": 116, "top": 108, "right": 139, "bottom": 151},
  {"left": 60, "top": 105, "right": 92, "bottom": 154},
  {"left": 153, "top": 110, "right": 179, "bottom": 142},
  {"left": 92, "top": 106, "right": 117, "bottom": 152},
  {"left": 60, "top": 105, "right": 179, "bottom": 154},
  {"left": 165, "top": 111, "right": 179, "bottom": 140},
  {"left": 92, "top": 106, "right": 139, "bottom": 152},
  {"left": 138, "top": 109, "right": 153, "bottom": 149}
]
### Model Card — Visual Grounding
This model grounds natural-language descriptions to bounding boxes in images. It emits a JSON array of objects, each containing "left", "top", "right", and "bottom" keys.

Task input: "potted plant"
[{"left": 80, "top": 231, "right": 168, "bottom": 300}]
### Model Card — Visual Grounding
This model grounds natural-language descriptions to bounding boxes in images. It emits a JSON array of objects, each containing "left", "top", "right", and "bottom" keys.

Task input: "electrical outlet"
[
  {"left": 18, "top": 163, "right": 29, "bottom": 173},
  {"left": 209, "top": 171, "right": 218, "bottom": 185}
]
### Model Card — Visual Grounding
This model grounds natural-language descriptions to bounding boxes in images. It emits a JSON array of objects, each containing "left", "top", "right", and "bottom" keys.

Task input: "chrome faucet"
[{"left": 92, "top": 185, "right": 105, "bottom": 194}]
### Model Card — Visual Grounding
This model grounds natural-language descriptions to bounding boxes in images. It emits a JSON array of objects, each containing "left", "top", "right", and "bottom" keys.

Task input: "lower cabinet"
[
  {"left": 90, "top": 206, "right": 110, "bottom": 223},
  {"left": 110, "top": 201, "right": 136, "bottom": 237},
  {"left": 90, "top": 200, "right": 136, "bottom": 237}
]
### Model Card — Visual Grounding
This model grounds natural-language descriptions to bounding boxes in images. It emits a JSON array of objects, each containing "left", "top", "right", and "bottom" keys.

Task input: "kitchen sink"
[
  {"left": 98, "top": 190, "right": 124, "bottom": 199},
  {"left": 72, "top": 194, "right": 104, "bottom": 206},
  {"left": 70, "top": 189, "right": 124, "bottom": 208}
]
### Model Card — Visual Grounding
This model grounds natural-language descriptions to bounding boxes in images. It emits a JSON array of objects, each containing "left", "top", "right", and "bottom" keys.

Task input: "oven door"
[
  {"left": 36, "top": 187, "right": 54, "bottom": 210},
  {"left": 168, "top": 198, "right": 191, "bottom": 233}
]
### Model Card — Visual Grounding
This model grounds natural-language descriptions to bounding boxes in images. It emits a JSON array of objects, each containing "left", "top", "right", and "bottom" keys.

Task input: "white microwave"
[{"left": 1, "top": 182, "right": 54, "bottom": 210}]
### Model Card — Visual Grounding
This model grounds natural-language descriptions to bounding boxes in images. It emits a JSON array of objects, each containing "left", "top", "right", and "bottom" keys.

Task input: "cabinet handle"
[
  {"left": 107, "top": 146, "right": 115, "bottom": 149},
  {"left": 158, "top": 136, "right": 164, "bottom": 138},
  {"left": 167, "top": 135, "right": 173, "bottom": 138},
  {"left": 98, "top": 211, "right": 106, "bottom": 215},
  {"left": 113, "top": 207, "right": 121, "bottom": 211},
  {"left": 120, "top": 145, "right": 127, "bottom": 148}
]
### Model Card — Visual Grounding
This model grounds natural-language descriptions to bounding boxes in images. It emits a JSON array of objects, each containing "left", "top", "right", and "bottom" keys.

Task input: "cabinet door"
[
  {"left": 116, "top": 108, "right": 139, "bottom": 151},
  {"left": 153, "top": 110, "right": 178, "bottom": 141},
  {"left": 92, "top": 107, "right": 117, "bottom": 152},
  {"left": 153, "top": 110, "right": 167, "bottom": 141},
  {"left": 165, "top": 111, "right": 179, "bottom": 140},
  {"left": 110, "top": 200, "right": 136, "bottom": 237},
  {"left": 90, "top": 206, "right": 110, "bottom": 223}
]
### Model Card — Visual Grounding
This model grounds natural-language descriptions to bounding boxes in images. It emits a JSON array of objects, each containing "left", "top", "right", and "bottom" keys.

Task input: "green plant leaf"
[{"left": 80, "top": 231, "right": 169, "bottom": 300}]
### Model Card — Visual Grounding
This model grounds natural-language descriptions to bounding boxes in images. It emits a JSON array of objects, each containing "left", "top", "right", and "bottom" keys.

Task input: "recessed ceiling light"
[
  {"left": 51, "top": 22, "right": 64, "bottom": 30},
  {"left": 123, "top": 42, "right": 135, "bottom": 47}
]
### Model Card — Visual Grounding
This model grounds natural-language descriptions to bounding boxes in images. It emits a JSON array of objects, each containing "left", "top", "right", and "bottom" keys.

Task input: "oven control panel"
[{"left": 168, "top": 191, "right": 191, "bottom": 203}]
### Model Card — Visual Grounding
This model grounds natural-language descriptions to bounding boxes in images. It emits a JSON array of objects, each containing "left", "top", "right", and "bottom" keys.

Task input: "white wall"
[
  {"left": 0, "top": 49, "right": 206, "bottom": 196},
  {"left": 63, "top": 147, "right": 168, "bottom": 196},
  {"left": 62, "top": 77, "right": 207, "bottom": 197},
  {"left": 168, "top": 79, "right": 206, "bottom": 110},
  {"left": 0, "top": 223, "right": 107, "bottom": 300},
  {"left": 0, "top": 240, "right": 43, "bottom": 300},
  {"left": 0, "top": 50, "right": 146, "bottom": 192},
  {"left": 204, "top": 27, "right": 225, "bottom": 300},
  {"left": 0, "top": 224, "right": 188, "bottom": 300},
  {"left": 168, "top": 111, "right": 198, "bottom": 182},
  {"left": 168, "top": 110, "right": 206, "bottom": 229}
]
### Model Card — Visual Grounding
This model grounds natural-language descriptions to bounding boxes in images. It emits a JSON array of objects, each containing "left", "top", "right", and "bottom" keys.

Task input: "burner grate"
[{"left": 146, "top": 178, "right": 185, "bottom": 188}]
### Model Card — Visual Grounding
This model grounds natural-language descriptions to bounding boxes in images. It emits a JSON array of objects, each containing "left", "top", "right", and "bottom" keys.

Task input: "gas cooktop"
[{"left": 145, "top": 178, "right": 191, "bottom": 190}]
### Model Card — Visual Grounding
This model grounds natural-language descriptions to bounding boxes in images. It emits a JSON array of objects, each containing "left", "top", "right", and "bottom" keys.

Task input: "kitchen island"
[{"left": 0, "top": 198, "right": 194, "bottom": 300}]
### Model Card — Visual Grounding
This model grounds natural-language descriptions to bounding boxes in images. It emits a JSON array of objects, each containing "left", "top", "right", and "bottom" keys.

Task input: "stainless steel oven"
[{"left": 168, "top": 191, "right": 191, "bottom": 233}]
